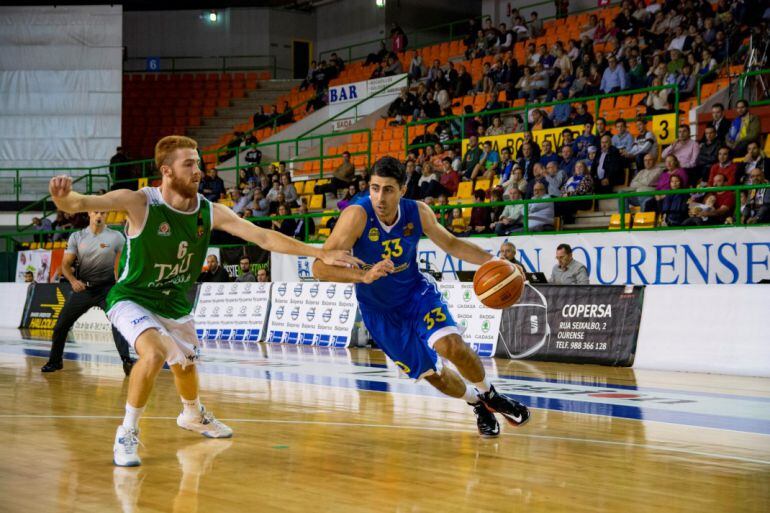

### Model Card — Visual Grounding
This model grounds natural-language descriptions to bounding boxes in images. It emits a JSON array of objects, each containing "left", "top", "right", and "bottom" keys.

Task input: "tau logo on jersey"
[
  {"left": 257, "top": 284, "right": 266, "bottom": 294},
  {"left": 306, "top": 307, "right": 316, "bottom": 322},
  {"left": 326, "top": 284, "right": 336, "bottom": 298},
  {"left": 322, "top": 308, "right": 333, "bottom": 323},
  {"left": 309, "top": 283, "right": 319, "bottom": 297},
  {"left": 368, "top": 227, "right": 380, "bottom": 242},
  {"left": 403, "top": 222, "right": 414, "bottom": 237},
  {"left": 275, "top": 306, "right": 285, "bottom": 319},
  {"left": 442, "top": 290, "right": 450, "bottom": 300},
  {"left": 277, "top": 283, "right": 287, "bottom": 297},
  {"left": 459, "top": 319, "right": 468, "bottom": 329},
  {"left": 343, "top": 285, "right": 353, "bottom": 300},
  {"left": 157, "top": 222, "right": 171, "bottom": 236},
  {"left": 293, "top": 283, "right": 303, "bottom": 297},
  {"left": 290, "top": 306, "right": 300, "bottom": 320},
  {"left": 339, "top": 309, "right": 350, "bottom": 323}
]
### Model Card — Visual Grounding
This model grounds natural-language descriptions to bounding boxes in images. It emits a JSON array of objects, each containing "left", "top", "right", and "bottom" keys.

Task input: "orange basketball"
[{"left": 473, "top": 260, "right": 525, "bottom": 309}]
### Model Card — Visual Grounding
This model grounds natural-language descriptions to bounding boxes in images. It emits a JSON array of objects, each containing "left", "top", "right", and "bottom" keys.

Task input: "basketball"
[{"left": 473, "top": 260, "right": 524, "bottom": 309}]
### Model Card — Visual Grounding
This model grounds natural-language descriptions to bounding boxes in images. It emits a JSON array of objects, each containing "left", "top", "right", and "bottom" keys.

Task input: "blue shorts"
[{"left": 359, "top": 279, "right": 459, "bottom": 379}]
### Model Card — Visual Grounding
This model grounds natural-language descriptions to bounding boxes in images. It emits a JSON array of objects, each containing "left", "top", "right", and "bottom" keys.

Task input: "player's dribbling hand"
[
  {"left": 362, "top": 259, "right": 394, "bottom": 284},
  {"left": 49, "top": 175, "right": 73, "bottom": 198},
  {"left": 71, "top": 279, "right": 87, "bottom": 293},
  {"left": 320, "top": 249, "right": 365, "bottom": 268}
]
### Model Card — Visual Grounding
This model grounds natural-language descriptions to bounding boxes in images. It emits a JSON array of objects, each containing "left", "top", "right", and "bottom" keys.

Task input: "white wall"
[
  {"left": 482, "top": 0, "right": 599, "bottom": 25},
  {"left": 315, "top": 0, "right": 386, "bottom": 59}
]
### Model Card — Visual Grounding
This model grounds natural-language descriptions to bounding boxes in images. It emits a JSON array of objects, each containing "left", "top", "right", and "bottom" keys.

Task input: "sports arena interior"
[{"left": 1, "top": 0, "right": 769, "bottom": 511}]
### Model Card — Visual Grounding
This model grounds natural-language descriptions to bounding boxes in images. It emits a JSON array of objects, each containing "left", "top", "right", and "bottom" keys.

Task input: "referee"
[{"left": 41, "top": 210, "right": 135, "bottom": 375}]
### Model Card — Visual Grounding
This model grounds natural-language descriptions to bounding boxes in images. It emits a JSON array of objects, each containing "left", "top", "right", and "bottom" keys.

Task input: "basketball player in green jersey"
[{"left": 48, "top": 135, "right": 362, "bottom": 467}]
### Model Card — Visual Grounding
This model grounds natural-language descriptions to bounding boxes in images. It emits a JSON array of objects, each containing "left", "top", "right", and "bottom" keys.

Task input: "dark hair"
[
  {"left": 371, "top": 156, "right": 406, "bottom": 185},
  {"left": 342, "top": 151, "right": 351, "bottom": 157},
  {"left": 713, "top": 102, "right": 724, "bottom": 110},
  {"left": 736, "top": 99, "right": 749, "bottom": 108},
  {"left": 473, "top": 189, "right": 486, "bottom": 201},
  {"left": 556, "top": 243, "right": 572, "bottom": 254}
]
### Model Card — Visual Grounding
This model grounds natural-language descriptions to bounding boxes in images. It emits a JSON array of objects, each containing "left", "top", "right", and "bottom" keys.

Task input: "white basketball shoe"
[
  {"left": 113, "top": 426, "right": 142, "bottom": 467},
  {"left": 176, "top": 407, "right": 233, "bottom": 438}
]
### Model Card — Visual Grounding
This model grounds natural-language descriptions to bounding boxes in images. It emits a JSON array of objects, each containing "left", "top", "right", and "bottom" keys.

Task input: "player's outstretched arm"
[
  {"left": 312, "top": 205, "right": 394, "bottom": 284},
  {"left": 418, "top": 201, "right": 494, "bottom": 266},
  {"left": 48, "top": 175, "right": 147, "bottom": 220},
  {"left": 211, "top": 202, "right": 363, "bottom": 267}
]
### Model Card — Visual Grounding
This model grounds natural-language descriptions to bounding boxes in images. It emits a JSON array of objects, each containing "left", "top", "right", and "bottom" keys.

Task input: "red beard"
[{"left": 167, "top": 172, "right": 198, "bottom": 199}]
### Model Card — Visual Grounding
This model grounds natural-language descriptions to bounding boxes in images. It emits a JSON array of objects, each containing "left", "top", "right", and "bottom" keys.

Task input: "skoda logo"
[
  {"left": 459, "top": 319, "right": 468, "bottom": 328},
  {"left": 275, "top": 306, "right": 284, "bottom": 319},
  {"left": 322, "top": 308, "right": 333, "bottom": 322},
  {"left": 306, "top": 307, "right": 316, "bottom": 321},
  {"left": 199, "top": 306, "right": 207, "bottom": 316},
  {"left": 213, "top": 306, "right": 220, "bottom": 316},
  {"left": 239, "top": 306, "right": 247, "bottom": 316},
  {"left": 277, "top": 283, "right": 287, "bottom": 297},
  {"left": 481, "top": 320, "right": 490, "bottom": 333},
  {"left": 293, "top": 284, "right": 303, "bottom": 297},
  {"left": 326, "top": 284, "right": 336, "bottom": 298},
  {"left": 290, "top": 306, "right": 300, "bottom": 320},
  {"left": 463, "top": 290, "right": 472, "bottom": 302},
  {"left": 339, "top": 309, "right": 350, "bottom": 323},
  {"left": 226, "top": 306, "right": 233, "bottom": 316},
  {"left": 309, "top": 283, "right": 319, "bottom": 297},
  {"left": 442, "top": 290, "right": 449, "bottom": 300},
  {"left": 243, "top": 283, "right": 252, "bottom": 294},
  {"left": 216, "top": 284, "right": 225, "bottom": 295},
  {"left": 203, "top": 285, "right": 212, "bottom": 295},
  {"left": 252, "top": 305, "right": 262, "bottom": 316},
  {"left": 229, "top": 283, "right": 238, "bottom": 294},
  {"left": 343, "top": 285, "right": 353, "bottom": 300}
]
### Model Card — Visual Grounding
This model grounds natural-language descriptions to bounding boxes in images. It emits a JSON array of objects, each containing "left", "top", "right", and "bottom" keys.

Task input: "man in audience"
[
  {"left": 611, "top": 119, "right": 634, "bottom": 155},
  {"left": 742, "top": 168, "right": 770, "bottom": 224},
  {"left": 623, "top": 153, "right": 664, "bottom": 211},
  {"left": 230, "top": 188, "right": 252, "bottom": 216},
  {"left": 499, "top": 241, "right": 522, "bottom": 267},
  {"left": 591, "top": 135, "right": 625, "bottom": 193},
  {"left": 517, "top": 141, "right": 537, "bottom": 180},
  {"left": 695, "top": 126, "right": 720, "bottom": 182},
  {"left": 469, "top": 140, "right": 499, "bottom": 180},
  {"left": 600, "top": 55, "right": 628, "bottom": 94},
  {"left": 662, "top": 125, "right": 699, "bottom": 179},
  {"left": 559, "top": 144, "right": 577, "bottom": 176},
  {"left": 539, "top": 140, "right": 559, "bottom": 167},
  {"left": 235, "top": 257, "right": 256, "bottom": 282},
  {"left": 493, "top": 190, "right": 525, "bottom": 235},
  {"left": 461, "top": 135, "right": 483, "bottom": 178},
  {"left": 527, "top": 182, "right": 554, "bottom": 232},
  {"left": 256, "top": 268, "right": 270, "bottom": 283},
  {"left": 198, "top": 254, "right": 230, "bottom": 283},
  {"left": 709, "top": 103, "right": 730, "bottom": 144},
  {"left": 550, "top": 243, "right": 589, "bottom": 285},
  {"left": 682, "top": 173, "right": 734, "bottom": 226},
  {"left": 624, "top": 117, "right": 658, "bottom": 171},
  {"left": 707, "top": 146, "right": 737, "bottom": 185},
  {"left": 544, "top": 161, "right": 568, "bottom": 197},
  {"left": 439, "top": 157, "right": 460, "bottom": 197},
  {"left": 741, "top": 141, "right": 769, "bottom": 180},
  {"left": 726, "top": 100, "right": 760, "bottom": 155},
  {"left": 199, "top": 168, "right": 226, "bottom": 202},
  {"left": 316, "top": 151, "right": 357, "bottom": 197}
]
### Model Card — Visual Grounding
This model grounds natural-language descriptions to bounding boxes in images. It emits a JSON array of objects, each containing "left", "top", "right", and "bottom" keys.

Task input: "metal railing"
[{"left": 738, "top": 68, "right": 770, "bottom": 107}]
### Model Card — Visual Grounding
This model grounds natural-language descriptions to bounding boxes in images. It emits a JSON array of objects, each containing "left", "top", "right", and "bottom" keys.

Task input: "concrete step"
[
  {"left": 598, "top": 198, "right": 619, "bottom": 211},
  {"left": 564, "top": 214, "right": 611, "bottom": 230}
]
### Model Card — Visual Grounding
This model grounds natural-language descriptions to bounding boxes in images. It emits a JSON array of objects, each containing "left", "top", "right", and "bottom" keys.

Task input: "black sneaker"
[
  {"left": 470, "top": 401, "right": 500, "bottom": 438},
  {"left": 122, "top": 359, "right": 135, "bottom": 377},
  {"left": 478, "top": 385, "right": 530, "bottom": 427},
  {"left": 41, "top": 361, "right": 63, "bottom": 373}
]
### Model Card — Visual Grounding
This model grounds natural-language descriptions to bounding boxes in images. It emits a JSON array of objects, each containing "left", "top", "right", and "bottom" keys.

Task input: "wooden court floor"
[{"left": 0, "top": 332, "right": 768, "bottom": 513}]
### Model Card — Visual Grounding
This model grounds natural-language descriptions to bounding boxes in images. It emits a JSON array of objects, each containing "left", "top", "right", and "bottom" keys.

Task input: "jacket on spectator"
[{"left": 590, "top": 146, "right": 625, "bottom": 186}]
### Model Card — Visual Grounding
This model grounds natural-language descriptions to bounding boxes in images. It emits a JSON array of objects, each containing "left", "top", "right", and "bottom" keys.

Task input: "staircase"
[
  {"left": 186, "top": 80, "right": 302, "bottom": 148},
  {"left": 563, "top": 198, "right": 617, "bottom": 230}
]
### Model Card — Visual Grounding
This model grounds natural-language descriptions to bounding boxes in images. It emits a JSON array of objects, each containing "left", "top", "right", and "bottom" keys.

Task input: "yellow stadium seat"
[
  {"left": 30, "top": 242, "right": 39, "bottom": 249},
  {"left": 608, "top": 213, "right": 632, "bottom": 230},
  {"left": 303, "top": 180, "right": 316, "bottom": 194},
  {"left": 475, "top": 178, "right": 491, "bottom": 191},
  {"left": 764, "top": 135, "right": 770, "bottom": 155},
  {"left": 317, "top": 227, "right": 331, "bottom": 238},
  {"left": 294, "top": 181, "right": 305, "bottom": 195},
  {"left": 44, "top": 242, "right": 53, "bottom": 250},
  {"left": 456, "top": 181, "right": 473, "bottom": 199},
  {"left": 309, "top": 194, "right": 324, "bottom": 210},
  {"left": 632, "top": 212, "right": 657, "bottom": 229}
]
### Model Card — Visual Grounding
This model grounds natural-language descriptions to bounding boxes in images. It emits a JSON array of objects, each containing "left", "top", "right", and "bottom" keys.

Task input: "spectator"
[
  {"left": 486, "top": 116, "right": 506, "bottom": 136},
  {"left": 250, "top": 188, "right": 270, "bottom": 218},
  {"left": 198, "top": 254, "right": 230, "bottom": 283},
  {"left": 550, "top": 91, "right": 572, "bottom": 126},
  {"left": 293, "top": 203, "right": 315, "bottom": 240},
  {"left": 470, "top": 140, "right": 500, "bottom": 180},
  {"left": 315, "top": 151, "right": 356, "bottom": 197},
  {"left": 539, "top": 140, "right": 559, "bottom": 167},
  {"left": 550, "top": 243, "right": 589, "bottom": 285},
  {"left": 600, "top": 55, "right": 628, "bottom": 93},
  {"left": 591, "top": 135, "right": 625, "bottom": 193},
  {"left": 502, "top": 165, "right": 527, "bottom": 199},
  {"left": 694, "top": 126, "right": 721, "bottom": 182},
  {"left": 417, "top": 163, "right": 443, "bottom": 199},
  {"left": 624, "top": 153, "right": 664, "bottom": 211},
  {"left": 439, "top": 157, "right": 460, "bottom": 197},
  {"left": 572, "top": 102, "right": 593, "bottom": 125},
  {"left": 199, "top": 168, "right": 225, "bottom": 202},
  {"left": 544, "top": 161, "right": 568, "bottom": 197},
  {"left": 387, "top": 88, "right": 416, "bottom": 120},
  {"left": 352, "top": 178, "right": 370, "bottom": 203},
  {"left": 403, "top": 160, "right": 421, "bottom": 199},
  {"left": 611, "top": 119, "right": 634, "bottom": 155},
  {"left": 365, "top": 41, "right": 388, "bottom": 66},
  {"left": 383, "top": 55, "right": 404, "bottom": 76},
  {"left": 390, "top": 23, "right": 407, "bottom": 53},
  {"left": 645, "top": 77, "right": 671, "bottom": 114},
  {"left": 527, "top": 182, "right": 555, "bottom": 232},
  {"left": 31, "top": 216, "right": 53, "bottom": 243},
  {"left": 337, "top": 184, "right": 359, "bottom": 210},
  {"left": 516, "top": 141, "right": 538, "bottom": 180},
  {"left": 449, "top": 208, "right": 468, "bottom": 235},
  {"left": 624, "top": 117, "right": 658, "bottom": 170},
  {"left": 682, "top": 173, "right": 735, "bottom": 226},
  {"left": 528, "top": 11, "right": 543, "bottom": 38},
  {"left": 461, "top": 135, "right": 483, "bottom": 177},
  {"left": 575, "top": 122, "right": 598, "bottom": 159},
  {"left": 741, "top": 142, "right": 769, "bottom": 180},
  {"left": 558, "top": 144, "right": 577, "bottom": 176},
  {"left": 256, "top": 268, "right": 270, "bottom": 283},
  {"left": 706, "top": 146, "right": 738, "bottom": 186},
  {"left": 272, "top": 204, "right": 297, "bottom": 237},
  {"left": 709, "top": 103, "right": 730, "bottom": 144},
  {"left": 230, "top": 188, "right": 253, "bottom": 216},
  {"left": 468, "top": 189, "right": 492, "bottom": 234},
  {"left": 24, "top": 270, "right": 34, "bottom": 283},
  {"left": 235, "top": 257, "right": 256, "bottom": 282},
  {"left": 52, "top": 211, "right": 74, "bottom": 241},
  {"left": 726, "top": 100, "right": 760, "bottom": 155},
  {"left": 524, "top": 162, "right": 548, "bottom": 198},
  {"left": 742, "top": 168, "right": 770, "bottom": 224},
  {"left": 661, "top": 175, "right": 690, "bottom": 226},
  {"left": 559, "top": 160, "right": 594, "bottom": 223},
  {"left": 408, "top": 51, "right": 424, "bottom": 80},
  {"left": 493, "top": 188, "right": 525, "bottom": 235},
  {"left": 662, "top": 125, "right": 699, "bottom": 175},
  {"left": 109, "top": 146, "right": 132, "bottom": 188}
]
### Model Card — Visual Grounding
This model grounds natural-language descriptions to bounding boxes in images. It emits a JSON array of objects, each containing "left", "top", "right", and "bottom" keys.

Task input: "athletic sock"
[
  {"left": 181, "top": 397, "right": 202, "bottom": 418},
  {"left": 122, "top": 403, "right": 145, "bottom": 430},
  {"left": 474, "top": 377, "right": 492, "bottom": 394},
  {"left": 463, "top": 384, "right": 481, "bottom": 404}
]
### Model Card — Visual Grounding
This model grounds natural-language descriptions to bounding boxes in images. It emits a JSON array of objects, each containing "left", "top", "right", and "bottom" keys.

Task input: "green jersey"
[{"left": 107, "top": 187, "right": 213, "bottom": 319}]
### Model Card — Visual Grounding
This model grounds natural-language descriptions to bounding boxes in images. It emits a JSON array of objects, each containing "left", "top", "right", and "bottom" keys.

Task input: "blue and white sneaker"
[
  {"left": 113, "top": 426, "right": 142, "bottom": 467},
  {"left": 176, "top": 407, "right": 233, "bottom": 439}
]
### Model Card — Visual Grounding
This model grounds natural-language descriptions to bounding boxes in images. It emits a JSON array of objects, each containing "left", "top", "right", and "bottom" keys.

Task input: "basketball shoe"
[
  {"left": 113, "top": 426, "right": 142, "bottom": 467},
  {"left": 470, "top": 401, "right": 500, "bottom": 438},
  {"left": 176, "top": 407, "right": 233, "bottom": 438},
  {"left": 478, "top": 385, "right": 530, "bottom": 427}
]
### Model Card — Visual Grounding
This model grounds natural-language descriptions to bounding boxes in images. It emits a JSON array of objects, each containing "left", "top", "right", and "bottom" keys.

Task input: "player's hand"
[
  {"left": 319, "top": 249, "right": 365, "bottom": 268},
  {"left": 49, "top": 175, "right": 72, "bottom": 199},
  {"left": 71, "top": 279, "right": 86, "bottom": 293},
  {"left": 362, "top": 259, "right": 394, "bottom": 284}
]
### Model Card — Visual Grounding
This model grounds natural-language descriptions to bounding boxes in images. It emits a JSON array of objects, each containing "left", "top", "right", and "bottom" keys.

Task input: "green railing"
[
  {"left": 405, "top": 84, "right": 680, "bottom": 154},
  {"left": 124, "top": 54, "right": 277, "bottom": 77},
  {"left": 738, "top": 68, "right": 770, "bottom": 107}
]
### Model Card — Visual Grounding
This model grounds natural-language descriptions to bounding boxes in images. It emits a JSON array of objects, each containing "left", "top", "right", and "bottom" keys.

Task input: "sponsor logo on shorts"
[
  {"left": 212, "top": 306, "right": 220, "bottom": 316},
  {"left": 252, "top": 305, "right": 262, "bottom": 316},
  {"left": 243, "top": 283, "right": 253, "bottom": 295},
  {"left": 481, "top": 320, "right": 490, "bottom": 333},
  {"left": 130, "top": 315, "right": 150, "bottom": 326},
  {"left": 239, "top": 306, "right": 247, "bottom": 316},
  {"left": 199, "top": 307, "right": 207, "bottom": 317},
  {"left": 203, "top": 285, "right": 213, "bottom": 296},
  {"left": 229, "top": 283, "right": 239, "bottom": 294},
  {"left": 225, "top": 306, "right": 234, "bottom": 317},
  {"left": 216, "top": 284, "right": 225, "bottom": 295}
]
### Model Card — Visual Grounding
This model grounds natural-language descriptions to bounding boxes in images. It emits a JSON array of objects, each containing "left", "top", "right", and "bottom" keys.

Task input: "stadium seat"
[
  {"left": 608, "top": 213, "right": 632, "bottom": 230},
  {"left": 456, "top": 182, "right": 473, "bottom": 199},
  {"left": 309, "top": 194, "right": 324, "bottom": 210},
  {"left": 632, "top": 212, "right": 657, "bottom": 229}
]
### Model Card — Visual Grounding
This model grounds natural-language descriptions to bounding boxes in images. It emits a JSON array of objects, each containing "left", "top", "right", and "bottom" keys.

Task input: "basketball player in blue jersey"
[{"left": 313, "top": 157, "right": 530, "bottom": 437}]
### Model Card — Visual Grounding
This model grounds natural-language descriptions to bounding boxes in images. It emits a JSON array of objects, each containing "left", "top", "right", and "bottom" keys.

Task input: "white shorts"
[{"left": 108, "top": 300, "right": 199, "bottom": 368}]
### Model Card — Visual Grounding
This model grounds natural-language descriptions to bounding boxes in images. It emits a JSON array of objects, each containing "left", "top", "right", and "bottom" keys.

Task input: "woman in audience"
[
  {"left": 661, "top": 175, "right": 690, "bottom": 226},
  {"left": 502, "top": 165, "right": 527, "bottom": 199},
  {"left": 468, "top": 189, "right": 492, "bottom": 235},
  {"left": 558, "top": 160, "right": 595, "bottom": 223},
  {"left": 645, "top": 77, "right": 671, "bottom": 114},
  {"left": 271, "top": 204, "right": 297, "bottom": 236},
  {"left": 417, "top": 162, "right": 442, "bottom": 199}
]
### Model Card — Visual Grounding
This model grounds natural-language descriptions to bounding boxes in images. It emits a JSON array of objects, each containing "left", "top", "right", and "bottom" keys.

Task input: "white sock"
[
  {"left": 462, "top": 384, "right": 480, "bottom": 404},
  {"left": 474, "top": 377, "right": 492, "bottom": 393},
  {"left": 181, "top": 397, "right": 202, "bottom": 418},
  {"left": 122, "top": 403, "right": 145, "bottom": 430}
]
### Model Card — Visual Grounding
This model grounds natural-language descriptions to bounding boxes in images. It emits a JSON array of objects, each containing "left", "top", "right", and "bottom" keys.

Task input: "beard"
[{"left": 167, "top": 171, "right": 198, "bottom": 199}]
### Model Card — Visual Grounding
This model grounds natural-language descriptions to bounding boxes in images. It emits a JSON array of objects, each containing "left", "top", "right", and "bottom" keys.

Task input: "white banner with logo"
[
  {"left": 271, "top": 227, "right": 770, "bottom": 285},
  {"left": 72, "top": 306, "right": 111, "bottom": 333},
  {"left": 15, "top": 249, "right": 52, "bottom": 283},
  {"left": 193, "top": 282, "right": 271, "bottom": 342},
  {"left": 438, "top": 282, "right": 501, "bottom": 357},
  {"left": 328, "top": 73, "right": 406, "bottom": 131},
  {"left": 266, "top": 282, "right": 357, "bottom": 347}
]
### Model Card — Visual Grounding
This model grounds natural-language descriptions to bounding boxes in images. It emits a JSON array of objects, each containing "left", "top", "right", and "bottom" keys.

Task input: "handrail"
[
  {"left": 124, "top": 54, "right": 277, "bottom": 76},
  {"left": 738, "top": 68, "right": 770, "bottom": 107}
]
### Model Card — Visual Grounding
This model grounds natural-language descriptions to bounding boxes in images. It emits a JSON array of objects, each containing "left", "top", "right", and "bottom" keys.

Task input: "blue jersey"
[{"left": 352, "top": 196, "right": 426, "bottom": 310}]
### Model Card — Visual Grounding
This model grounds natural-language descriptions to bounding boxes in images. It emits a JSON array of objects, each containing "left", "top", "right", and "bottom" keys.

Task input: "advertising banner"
[
  {"left": 438, "top": 282, "right": 501, "bottom": 357},
  {"left": 496, "top": 284, "right": 643, "bottom": 366},
  {"left": 218, "top": 245, "right": 270, "bottom": 280},
  {"left": 328, "top": 74, "right": 405, "bottom": 131},
  {"left": 72, "top": 306, "right": 111, "bottom": 333},
  {"left": 462, "top": 124, "right": 585, "bottom": 156},
  {"left": 15, "top": 249, "right": 53, "bottom": 283},
  {"left": 193, "top": 281, "right": 271, "bottom": 342},
  {"left": 265, "top": 282, "right": 357, "bottom": 347},
  {"left": 20, "top": 282, "right": 73, "bottom": 330},
  {"left": 271, "top": 227, "right": 770, "bottom": 285}
]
